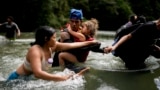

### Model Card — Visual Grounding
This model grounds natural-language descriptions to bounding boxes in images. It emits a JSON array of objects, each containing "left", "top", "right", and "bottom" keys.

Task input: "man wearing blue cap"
[
  {"left": 52, "top": 8, "right": 84, "bottom": 69},
  {"left": 60, "top": 8, "right": 83, "bottom": 42}
]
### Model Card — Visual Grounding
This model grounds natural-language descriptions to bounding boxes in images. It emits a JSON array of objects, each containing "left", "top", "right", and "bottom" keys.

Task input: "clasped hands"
[{"left": 103, "top": 45, "right": 115, "bottom": 54}]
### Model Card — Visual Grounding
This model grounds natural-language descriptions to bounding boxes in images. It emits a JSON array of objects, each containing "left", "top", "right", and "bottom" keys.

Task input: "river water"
[{"left": 0, "top": 31, "right": 160, "bottom": 90}]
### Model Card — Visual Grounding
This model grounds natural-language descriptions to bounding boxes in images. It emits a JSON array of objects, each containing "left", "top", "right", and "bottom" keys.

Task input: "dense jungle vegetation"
[{"left": 0, "top": 0, "right": 160, "bottom": 32}]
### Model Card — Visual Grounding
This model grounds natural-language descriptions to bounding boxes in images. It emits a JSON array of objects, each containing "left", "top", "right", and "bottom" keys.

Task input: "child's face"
[{"left": 82, "top": 24, "right": 89, "bottom": 35}]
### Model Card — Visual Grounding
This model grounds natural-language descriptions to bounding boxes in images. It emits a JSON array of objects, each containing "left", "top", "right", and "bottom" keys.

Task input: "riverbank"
[
  {"left": 0, "top": 30, "right": 116, "bottom": 40},
  {"left": 97, "top": 30, "right": 115, "bottom": 37}
]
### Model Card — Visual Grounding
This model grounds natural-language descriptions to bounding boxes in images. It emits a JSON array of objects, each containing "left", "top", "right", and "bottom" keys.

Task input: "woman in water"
[{"left": 7, "top": 26, "right": 98, "bottom": 81}]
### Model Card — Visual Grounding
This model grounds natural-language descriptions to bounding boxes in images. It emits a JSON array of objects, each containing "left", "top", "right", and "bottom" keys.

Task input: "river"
[{"left": 0, "top": 31, "right": 160, "bottom": 90}]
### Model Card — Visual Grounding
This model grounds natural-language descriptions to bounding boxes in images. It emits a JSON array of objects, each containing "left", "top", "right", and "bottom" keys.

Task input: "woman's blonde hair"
[{"left": 82, "top": 18, "right": 99, "bottom": 37}]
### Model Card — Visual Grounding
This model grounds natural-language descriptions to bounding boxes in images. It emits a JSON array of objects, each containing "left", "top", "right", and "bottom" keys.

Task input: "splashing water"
[
  {"left": 97, "top": 83, "right": 119, "bottom": 90},
  {"left": 2, "top": 68, "right": 86, "bottom": 90},
  {"left": 87, "top": 51, "right": 160, "bottom": 72},
  {"left": 154, "top": 76, "right": 160, "bottom": 90},
  {"left": 0, "top": 73, "right": 5, "bottom": 81}
]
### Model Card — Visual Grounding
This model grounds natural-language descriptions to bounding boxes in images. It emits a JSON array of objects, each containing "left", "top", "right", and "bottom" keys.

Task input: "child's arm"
[{"left": 67, "top": 24, "right": 86, "bottom": 41}]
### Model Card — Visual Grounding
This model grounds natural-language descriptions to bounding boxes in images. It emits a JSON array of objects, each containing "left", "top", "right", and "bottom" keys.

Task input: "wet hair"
[
  {"left": 30, "top": 26, "right": 56, "bottom": 46},
  {"left": 7, "top": 16, "right": 14, "bottom": 21},
  {"left": 137, "top": 15, "right": 146, "bottom": 23},
  {"left": 82, "top": 18, "right": 99, "bottom": 37},
  {"left": 129, "top": 14, "right": 137, "bottom": 24}
]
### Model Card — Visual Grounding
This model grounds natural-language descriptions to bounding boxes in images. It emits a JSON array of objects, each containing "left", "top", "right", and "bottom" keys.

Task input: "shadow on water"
[{"left": 0, "top": 31, "right": 160, "bottom": 90}]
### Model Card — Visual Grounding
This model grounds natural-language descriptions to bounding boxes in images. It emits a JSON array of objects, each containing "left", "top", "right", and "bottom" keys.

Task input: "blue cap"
[{"left": 70, "top": 9, "right": 83, "bottom": 20}]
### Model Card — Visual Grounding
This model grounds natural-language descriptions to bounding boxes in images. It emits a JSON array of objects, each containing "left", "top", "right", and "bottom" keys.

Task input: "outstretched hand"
[
  {"left": 77, "top": 67, "right": 90, "bottom": 76},
  {"left": 103, "top": 46, "right": 113, "bottom": 54},
  {"left": 67, "top": 67, "right": 90, "bottom": 80},
  {"left": 17, "top": 32, "right": 21, "bottom": 37}
]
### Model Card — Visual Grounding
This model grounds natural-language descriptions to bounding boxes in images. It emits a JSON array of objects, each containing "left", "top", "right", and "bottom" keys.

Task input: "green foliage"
[
  {"left": 115, "top": 0, "right": 133, "bottom": 16},
  {"left": 127, "top": 0, "right": 160, "bottom": 20},
  {"left": 0, "top": 0, "right": 160, "bottom": 31},
  {"left": 87, "top": 0, "right": 133, "bottom": 30}
]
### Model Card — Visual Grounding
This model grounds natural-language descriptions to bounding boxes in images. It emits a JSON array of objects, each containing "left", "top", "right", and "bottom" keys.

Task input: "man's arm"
[
  {"left": 104, "top": 34, "right": 132, "bottom": 53},
  {"left": 67, "top": 24, "right": 86, "bottom": 41},
  {"left": 0, "top": 22, "right": 6, "bottom": 27},
  {"left": 60, "top": 31, "right": 72, "bottom": 42},
  {"left": 14, "top": 23, "right": 21, "bottom": 37}
]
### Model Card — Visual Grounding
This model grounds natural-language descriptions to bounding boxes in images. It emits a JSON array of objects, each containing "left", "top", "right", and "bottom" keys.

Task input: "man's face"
[
  {"left": 7, "top": 18, "right": 12, "bottom": 23},
  {"left": 69, "top": 19, "right": 81, "bottom": 32}
]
